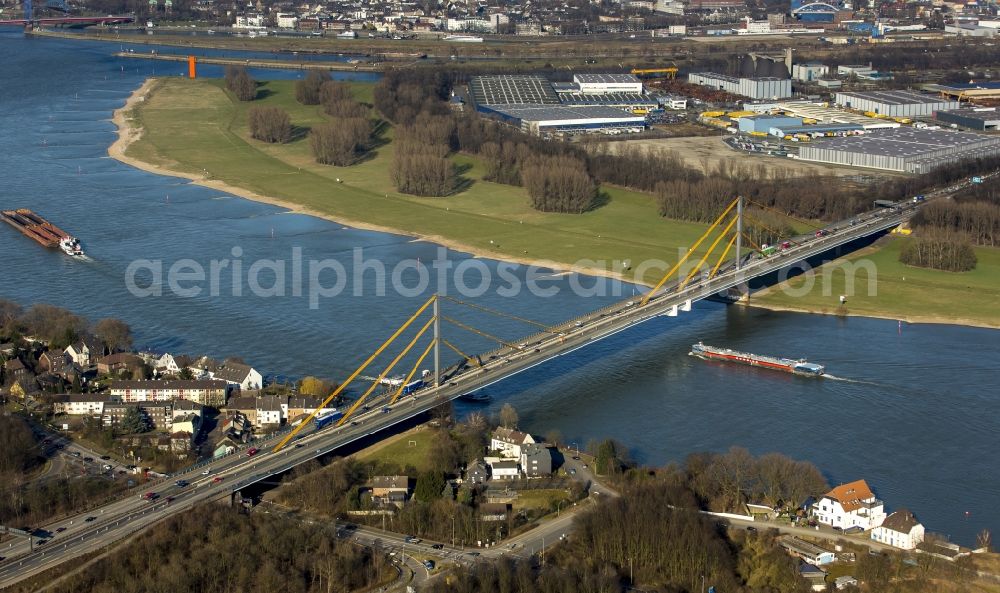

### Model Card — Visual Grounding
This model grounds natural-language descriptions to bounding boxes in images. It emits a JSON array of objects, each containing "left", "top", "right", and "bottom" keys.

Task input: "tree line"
[
  {"left": 0, "top": 299, "right": 132, "bottom": 353},
  {"left": 299, "top": 73, "right": 376, "bottom": 167},
  {"left": 899, "top": 227, "right": 978, "bottom": 272},
  {"left": 39, "top": 506, "right": 392, "bottom": 593}
]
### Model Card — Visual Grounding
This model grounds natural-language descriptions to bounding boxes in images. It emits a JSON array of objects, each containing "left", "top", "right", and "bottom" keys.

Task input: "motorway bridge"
[{"left": 0, "top": 182, "right": 979, "bottom": 587}]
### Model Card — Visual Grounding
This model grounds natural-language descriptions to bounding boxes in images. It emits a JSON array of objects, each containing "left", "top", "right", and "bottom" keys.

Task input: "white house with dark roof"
[
  {"left": 488, "top": 459, "right": 520, "bottom": 479},
  {"left": 212, "top": 361, "right": 263, "bottom": 391},
  {"left": 871, "top": 509, "right": 924, "bottom": 549},
  {"left": 491, "top": 427, "right": 535, "bottom": 459},
  {"left": 64, "top": 339, "right": 102, "bottom": 367},
  {"left": 811, "top": 479, "right": 886, "bottom": 531}
]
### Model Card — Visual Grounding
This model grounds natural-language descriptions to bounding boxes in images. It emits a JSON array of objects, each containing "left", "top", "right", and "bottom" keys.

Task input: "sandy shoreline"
[
  {"left": 745, "top": 302, "right": 1000, "bottom": 330},
  {"left": 109, "top": 80, "right": 998, "bottom": 330},
  {"left": 108, "top": 78, "right": 639, "bottom": 286}
]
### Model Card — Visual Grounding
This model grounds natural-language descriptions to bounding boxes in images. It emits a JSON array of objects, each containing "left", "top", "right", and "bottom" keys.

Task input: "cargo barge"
[
  {"left": 690, "top": 342, "right": 824, "bottom": 376},
  {"left": 1, "top": 209, "right": 84, "bottom": 256}
]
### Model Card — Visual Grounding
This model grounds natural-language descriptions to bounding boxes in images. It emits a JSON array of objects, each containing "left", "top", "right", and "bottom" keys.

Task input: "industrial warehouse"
[
  {"left": 833, "top": 90, "right": 961, "bottom": 118},
  {"left": 934, "top": 108, "right": 1000, "bottom": 131},
  {"left": 797, "top": 128, "right": 1000, "bottom": 173},
  {"left": 688, "top": 72, "right": 793, "bottom": 100},
  {"left": 469, "top": 73, "right": 660, "bottom": 136}
]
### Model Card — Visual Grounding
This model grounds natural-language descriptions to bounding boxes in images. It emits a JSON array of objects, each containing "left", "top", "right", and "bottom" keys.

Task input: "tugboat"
[
  {"left": 59, "top": 236, "right": 84, "bottom": 257},
  {"left": 690, "top": 343, "right": 825, "bottom": 377}
]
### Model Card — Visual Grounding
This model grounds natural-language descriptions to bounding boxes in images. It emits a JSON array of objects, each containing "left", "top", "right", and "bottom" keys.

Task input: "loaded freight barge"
[
  {"left": 1, "top": 209, "right": 84, "bottom": 256},
  {"left": 691, "top": 343, "right": 825, "bottom": 376}
]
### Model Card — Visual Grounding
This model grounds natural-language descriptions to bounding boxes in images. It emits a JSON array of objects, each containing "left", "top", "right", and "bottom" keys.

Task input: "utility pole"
[
  {"left": 452, "top": 515, "right": 456, "bottom": 547},
  {"left": 735, "top": 195, "right": 744, "bottom": 271},
  {"left": 433, "top": 295, "right": 440, "bottom": 387}
]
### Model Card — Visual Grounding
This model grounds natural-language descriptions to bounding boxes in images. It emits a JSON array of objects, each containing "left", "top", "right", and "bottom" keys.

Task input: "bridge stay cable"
[
  {"left": 679, "top": 214, "right": 739, "bottom": 289},
  {"left": 440, "top": 295, "right": 559, "bottom": 334},
  {"left": 272, "top": 294, "right": 437, "bottom": 452},
  {"left": 336, "top": 316, "right": 436, "bottom": 427},
  {"left": 440, "top": 315, "right": 519, "bottom": 349},
  {"left": 388, "top": 339, "right": 437, "bottom": 405},
  {"left": 640, "top": 197, "right": 740, "bottom": 307},
  {"left": 441, "top": 339, "right": 480, "bottom": 367},
  {"left": 710, "top": 234, "right": 739, "bottom": 278},
  {"left": 745, "top": 197, "right": 826, "bottom": 232}
]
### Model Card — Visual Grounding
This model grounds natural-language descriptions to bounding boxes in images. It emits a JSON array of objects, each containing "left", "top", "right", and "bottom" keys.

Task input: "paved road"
[{"left": 1, "top": 174, "right": 990, "bottom": 587}]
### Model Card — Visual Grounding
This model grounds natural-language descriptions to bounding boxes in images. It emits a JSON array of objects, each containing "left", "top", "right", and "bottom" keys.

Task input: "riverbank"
[
  {"left": 109, "top": 77, "right": 711, "bottom": 287},
  {"left": 110, "top": 77, "right": 1000, "bottom": 328}
]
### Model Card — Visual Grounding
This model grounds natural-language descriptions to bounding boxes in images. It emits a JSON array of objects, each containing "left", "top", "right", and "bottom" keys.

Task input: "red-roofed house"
[{"left": 811, "top": 479, "right": 886, "bottom": 531}]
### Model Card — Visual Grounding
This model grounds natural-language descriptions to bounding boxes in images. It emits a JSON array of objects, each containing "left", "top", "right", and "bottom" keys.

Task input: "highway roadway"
[{"left": 0, "top": 175, "right": 987, "bottom": 588}]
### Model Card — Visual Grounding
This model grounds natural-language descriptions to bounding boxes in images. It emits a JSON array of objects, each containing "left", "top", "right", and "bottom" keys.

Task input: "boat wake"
[{"left": 822, "top": 374, "right": 882, "bottom": 386}]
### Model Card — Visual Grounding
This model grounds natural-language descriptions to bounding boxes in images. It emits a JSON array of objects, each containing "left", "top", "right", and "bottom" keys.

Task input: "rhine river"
[{"left": 0, "top": 30, "right": 996, "bottom": 547}]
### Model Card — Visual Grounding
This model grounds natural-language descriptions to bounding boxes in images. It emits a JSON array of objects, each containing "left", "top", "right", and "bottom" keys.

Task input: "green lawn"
[
  {"left": 126, "top": 78, "right": 712, "bottom": 285},
  {"left": 752, "top": 237, "right": 1000, "bottom": 327},
  {"left": 512, "top": 489, "right": 572, "bottom": 512},
  {"left": 355, "top": 429, "right": 435, "bottom": 472}
]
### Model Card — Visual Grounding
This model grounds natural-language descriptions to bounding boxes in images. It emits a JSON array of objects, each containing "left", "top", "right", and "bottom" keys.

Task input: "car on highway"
[
  {"left": 246, "top": 447, "right": 259, "bottom": 457},
  {"left": 84, "top": 516, "right": 97, "bottom": 522},
  {"left": 142, "top": 492, "right": 159, "bottom": 501},
  {"left": 71, "top": 451, "right": 81, "bottom": 458},
  {"left": 212, "top": 476, "right": 223, "bottom": 484},
  {"left": 466, "top": 552, "right": 480, "bottom": 557},
  {"left": 55, "top": 527, "right": 66, "bottom": 533},
  {"left": 572, "top": 456, "right": 580, "bottom": 460},
  {"left": 404, "top": 535, "right": 420, "bottom": 543},
  {"left": 294, "top": 443, "right": 303, "bottom": 448},
  {"left": 431, "top": 543, "right": 443, "bottom": 549},
  {"left": 175, "top": 480, "right": 189, "bottom": 488},
  {"left": 103, "top": 464, "right": 113, "bottom": 471},
  {"left": 201, "top": 469, "right": 211, "bottom": 475},
  {"left": 423, "top": 560, "right": 435, "bottom": 570},
  {"left": 83, "top": 456, "right": 94, "bottom": 462},
  {"left": 100, "top": 455, "right": 111, "bottom": 460}
]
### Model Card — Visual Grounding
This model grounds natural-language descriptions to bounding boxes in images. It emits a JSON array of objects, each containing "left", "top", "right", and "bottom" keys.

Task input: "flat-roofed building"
[
  {"left": 834, "top": 90, "right": 960, "bottom": 118},
  {"left": 572, "top": 73, "right": 643, "bottom": 94},
  {"left": 798, "top": 128, "right": 1000, "bottom": 173}
]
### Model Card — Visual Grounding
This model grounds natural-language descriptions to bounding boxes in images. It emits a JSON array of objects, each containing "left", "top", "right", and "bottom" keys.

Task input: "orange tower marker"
[{"left": 188, "top": 55, "right": 196, "bottom": 79}]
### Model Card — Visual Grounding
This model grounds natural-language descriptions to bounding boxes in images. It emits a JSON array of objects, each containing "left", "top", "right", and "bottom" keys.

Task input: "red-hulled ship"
[{"left": 690, "top": 342, "right": 825, "bottom": 376}]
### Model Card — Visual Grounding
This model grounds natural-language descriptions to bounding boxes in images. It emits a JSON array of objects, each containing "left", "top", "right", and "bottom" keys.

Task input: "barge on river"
[
  {"left": 690, "top": 342, "right": 825, "bottom": 376},
  {"left": 1, "top": 209, "right": 84, "bottom": 256}
]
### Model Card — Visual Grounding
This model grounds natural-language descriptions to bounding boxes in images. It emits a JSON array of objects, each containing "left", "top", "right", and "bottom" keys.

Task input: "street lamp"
[{"left": 452, "top": 515, "right": 456, "bottom": 547}]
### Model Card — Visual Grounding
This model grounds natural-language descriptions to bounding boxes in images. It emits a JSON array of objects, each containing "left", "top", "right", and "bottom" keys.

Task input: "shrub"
[
  {"left": 248, "top": 106, "right": 291, "bottom": 144},
  {"left": 294, "top": 70, "right": 331, "bottom": 105}
]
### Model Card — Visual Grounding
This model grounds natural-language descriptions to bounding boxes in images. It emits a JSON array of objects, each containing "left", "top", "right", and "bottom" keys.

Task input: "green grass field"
[
  {"left": 752, "top": 237, "right": 1000, "bottom": 327},
  {"left": 355, "top": 429, "right": 435, "bottom": 472},
  {"left": 125, "top": 78, "right": 1000, "bottom": 326},
  {"left": 126, "top": 78, "right": 711, "bottom": 286}
]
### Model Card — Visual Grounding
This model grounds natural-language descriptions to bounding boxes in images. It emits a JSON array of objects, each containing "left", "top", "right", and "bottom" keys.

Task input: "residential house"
[
  {"left": 171, "top": 398, "right": 204, "bottom": 419},
  {"left": 57, "top": 393, "right": 109, "bottom": 416},
  {"left": 97, "top": 353, "right": 145, "bottom": 377},
  {"left": 4, "top": 357, "right": 29, "bottom": 381},
  {"left": 519, "top": 443, "right": 552, "bottom": 478},
  {"left": 834, "top": 576, "right": 858, "bottom": 590},
  {"left": 214, "top": 434, "right": 242, "bottom": 458},
  {"left": 871, "top": 509, "right": 924, "bottom": 550},
  {"left": 223, "top": 396, "right": 259, "bottom": 424},
  {"left": 64, "top": 339, "right": 102, "bottom": 367},
  {"left": 103, "top": 402, "right": 174, "bottom": 432},
  {"left": 488, "top": 459, "right": 520, "bottom": 480},
  {"left": 39, "top": 349, "right": 70, "bottom": 375},
  {"left": 8, "top": 378, "right": 40, "bottom": 400},
  {"left": 152, "top": 353, "right": 181, "bottom": 375},
  {"left": 0, "top": 343, "right": 15, "bottom": 357},
  {"left": 171, "top": 413, "right": 201, "bottom": 437},
  {"left": 369, "top": 475, "right": 410, "bottom": 504},
  {"left": 171, "top": 431, "right": 195, "bottom": 453},
  {"left": 109, "top": 379, "right": 228, "bottom": 407},
  {"left": 491, "top": 427, "right": 535, "bottom": 459},
  {"left": 212, "top": 361, "right": 263, "bottom": 391},
  {"left": 466, "top": 460, "right": 490, "bottom": 484},
  {"left": 286, "top": 396, "right": 324, "bottom": 421},
  {"left": 479, "top": 502, "right": 510, "bottom": 522},
  {"left": 811, "top": 479, "right": 886, "bottom": 531},
  {"left": 780, "top": 537, "right": 836, "bottom": 566},
  {"left": 256, "top": 395, "right": 283, "bottom": 426}
]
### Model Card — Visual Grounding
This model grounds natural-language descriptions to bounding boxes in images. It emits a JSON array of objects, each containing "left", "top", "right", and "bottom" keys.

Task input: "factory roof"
[
  {"left": 573, "top": 73, "right": 641, "bottom": 84},
  {"left": 808, "top": 128, "right": 1000, "bottom": 157},
  {"left": 483, "top": 104, "right": 645, "bottom": 122},
  {"left": 935, "top": 107, "right": 1000, "bottom": 122},
  {"left": 469, "top": 75, "right": 560, "bottom": 106},
  {"left": 836, "top": 90, "right": 953, "bottom": 106},
  {"left": 559, "top": 92, "right": 655, "bottom": 105}
]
